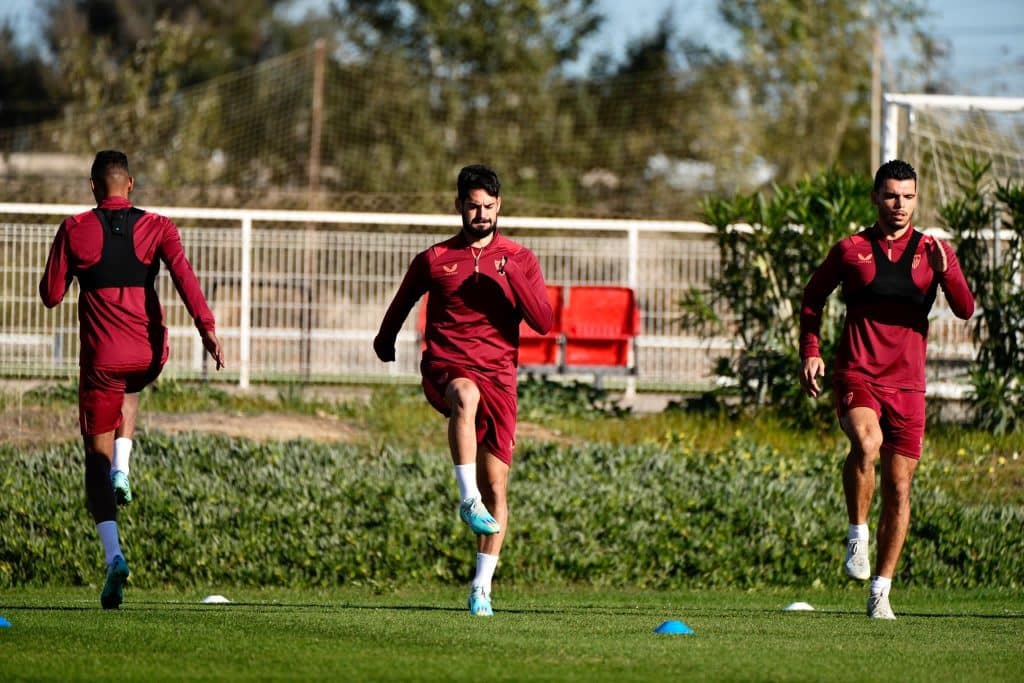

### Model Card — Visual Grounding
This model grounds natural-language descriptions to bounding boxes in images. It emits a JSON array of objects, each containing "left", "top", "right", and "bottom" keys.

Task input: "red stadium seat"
[
  {"left": 518, "top": 285, "right": 563, "bottom": 367},
  {"left": 561, "top": 286, "right": 640, "bottom": 368}
]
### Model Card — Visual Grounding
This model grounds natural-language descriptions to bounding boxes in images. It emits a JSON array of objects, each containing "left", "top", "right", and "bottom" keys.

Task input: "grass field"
[
  {"left": 2, "top": 381, "right": 1021, "bottom": 681},
  {"left": 1, "top": 586, "right": 1021, "bottom": 682}
]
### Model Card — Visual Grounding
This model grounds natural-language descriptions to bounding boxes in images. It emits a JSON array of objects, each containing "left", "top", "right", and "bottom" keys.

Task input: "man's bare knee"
[{"left": 446, "top": 379, "right": 480, "bottom": 416}]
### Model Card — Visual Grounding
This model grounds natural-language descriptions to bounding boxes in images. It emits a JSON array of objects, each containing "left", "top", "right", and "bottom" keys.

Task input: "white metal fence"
[{"left": 0, "top": 204, "right": 977, "bottom": 392}]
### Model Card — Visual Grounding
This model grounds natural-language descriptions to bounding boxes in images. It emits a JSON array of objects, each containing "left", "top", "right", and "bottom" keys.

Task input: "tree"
[
  {"left": 329, "top": 0, "right": 601, "bottom": 78},
  {"left": 0, "top": 23, "right": 59, "bottom": 130},
  {"left": 323, "top": 0, "right": 605, "bottom": 207},
  {"left": 41, "top": 0, "right": 314, "bottom": 88},
  {"left": 713, "top": 0, "right": 938, "bottom": 181}
]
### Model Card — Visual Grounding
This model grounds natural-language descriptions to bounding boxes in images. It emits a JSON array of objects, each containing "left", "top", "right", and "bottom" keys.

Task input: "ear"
[
  {"left": 454, "top": 197, "right": 463, "bottom": 213},
  {"left": 495, "top": 196, "right": 502, "bottom": 213},
  {"left": 126, "top": 175, "right": 135, "bottom": 194}
]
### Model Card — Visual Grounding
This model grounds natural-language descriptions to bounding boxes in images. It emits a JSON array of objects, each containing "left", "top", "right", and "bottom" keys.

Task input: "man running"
[
  {"left": 799, "top": 159, "right": 974, "bottom": 619},
  {"left": 40, "top": 150, "right": 224, "bottom": 609},
  {"left": 374, "top": 164, "right": 554, "bottom": 616}
]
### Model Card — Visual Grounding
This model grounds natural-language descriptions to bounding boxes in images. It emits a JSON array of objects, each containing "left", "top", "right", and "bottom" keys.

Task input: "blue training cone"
[
  {"left": 0, "top": 616, "right": 11, "bottom": 628},
  {"left": 654, "top": 619, "right": 693, "bottom": 635}
]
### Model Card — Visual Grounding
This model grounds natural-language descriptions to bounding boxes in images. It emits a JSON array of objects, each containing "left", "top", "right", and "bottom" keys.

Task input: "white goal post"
[{"left": 881, "top": 93, "right": 1024, "bottom": 224}]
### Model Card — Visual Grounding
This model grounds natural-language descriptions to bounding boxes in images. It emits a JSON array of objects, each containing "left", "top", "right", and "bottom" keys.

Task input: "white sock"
[
  {"left": 870, "top": 575, "right": 892, "bottom": 596},
  {"left": 848, "top": 523, "right": 869, "bottom": 542},
  {"left": 113, "top": 437, "right": 133, "bottom": 475},
  {"left": 472, "top": 552, "right": 499, "bottom": 595},
  {"left": 96, "top": 521, "right": 123, "bottom": 565},
  {"left": 455, "top": 464, "right": 480, "bottom": 501}
]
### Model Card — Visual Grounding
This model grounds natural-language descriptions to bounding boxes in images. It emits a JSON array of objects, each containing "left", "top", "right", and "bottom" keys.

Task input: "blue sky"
[{"left": 2, "top": 0, "right": 1021, "bottom": 96}]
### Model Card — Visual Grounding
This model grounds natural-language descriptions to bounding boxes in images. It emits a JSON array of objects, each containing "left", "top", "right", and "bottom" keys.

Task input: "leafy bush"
[
  {"left": 2, "top": 433, "right": 1019, "bottom": 590},
  {"left": 682, "top": 168, "right": 875, "bottom": 426},
  {"left": 940, "top": 160, "right": 1024, "bottom": 434}
]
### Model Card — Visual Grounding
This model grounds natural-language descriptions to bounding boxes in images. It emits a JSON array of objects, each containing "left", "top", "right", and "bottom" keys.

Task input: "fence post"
[
  {"left": 239, "top": 215, "right": 252, "bottom": 389},
  {"left": 625, "top": 224, "right": 639, "bottom": 399}
]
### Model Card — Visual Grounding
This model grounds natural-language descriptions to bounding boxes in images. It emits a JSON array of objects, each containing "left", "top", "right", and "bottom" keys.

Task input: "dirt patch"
[
  {"left": 145, "top": 411, "right": 361, "bottom": 443},
  {"left": 0, "top": 401, "right": 560, "bottom": 446},
  {"left": 0, "top": 405, "right": 363, "bottom": 446}
]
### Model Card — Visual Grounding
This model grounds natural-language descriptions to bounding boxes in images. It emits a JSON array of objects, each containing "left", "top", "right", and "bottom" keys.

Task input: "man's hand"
[
  {"left": 200, "top": 328, "right": 225, "bottom": 370},
  {"left": 800, "top": 356, "right": 825, "bottom": 398},
  {"left": 925, "top": 237, "right": 948, "bottom": 274},
  {"left": 373, "top": 334, "right": 395, "bottom": 362}
]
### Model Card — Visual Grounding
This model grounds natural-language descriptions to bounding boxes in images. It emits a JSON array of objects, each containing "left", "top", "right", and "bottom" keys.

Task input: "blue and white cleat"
[
  {"left": 112, "top": 471, "right": 132, "bottom": 506},
  {"left": 100, "top": 555, "right": 130, "bottom": 610},
  {"left": 468, "top": 586, "right": 493, "bottom": 617},
  {"left": 459, "top": 497, "right": 500, "bottom": 535}
]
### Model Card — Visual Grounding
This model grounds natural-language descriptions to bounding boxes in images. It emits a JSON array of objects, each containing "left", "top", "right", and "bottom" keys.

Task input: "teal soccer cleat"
[
  {"left": 459, "top": 497, "right": 500, "bottom": 536},
  {"left": 468, "top": 586, "right": 493, "bottom": 616},
  {"left": 112, "top": 471, "right": 132, "bottom": 506},
  {"left": 100, "top": 555, "right": 130, "bottom": 610}
]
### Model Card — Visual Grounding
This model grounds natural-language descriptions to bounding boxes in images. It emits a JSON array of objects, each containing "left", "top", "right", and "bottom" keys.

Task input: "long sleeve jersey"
[
  {"left": 39, "top": 196, "right": 216, "bottom": 370},
  {"left": 376, "top": 231, "right": 554, "bottom": 389},
  {"left": 800, "top": 225, "right": 974, "bottom": 391}
]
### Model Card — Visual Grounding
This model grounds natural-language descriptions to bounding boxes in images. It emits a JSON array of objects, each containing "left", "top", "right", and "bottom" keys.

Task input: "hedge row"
[{"left": 2, "top": 433, "right": 1020, "bottom": 589}]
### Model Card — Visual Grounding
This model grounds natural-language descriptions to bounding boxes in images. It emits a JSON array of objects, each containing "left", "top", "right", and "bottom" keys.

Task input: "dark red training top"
[
  {"left": 376, "top": 231, "right": 554, "bottom": 389},
  {"left": 800, "top": 225, "right": 974, "bottom": 392},
  {"left": 40, "top": 196, "right": 216, "bottom": 371}
]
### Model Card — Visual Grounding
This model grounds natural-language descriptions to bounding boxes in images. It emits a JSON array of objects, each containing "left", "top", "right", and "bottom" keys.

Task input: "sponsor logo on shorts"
[{"left": 844, "top": 391, "right": 854, "bottom": 406}]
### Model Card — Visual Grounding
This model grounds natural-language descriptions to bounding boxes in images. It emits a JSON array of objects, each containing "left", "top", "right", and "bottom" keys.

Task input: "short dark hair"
[
  {"left": 91, "top": 150, "right": 130, "bottom": 181},
  {"left": 457, "top": 164, "right": 500, "bottom": 200},
  {"left": 873, "top": 159, "right": 916, "bottom": 191}
]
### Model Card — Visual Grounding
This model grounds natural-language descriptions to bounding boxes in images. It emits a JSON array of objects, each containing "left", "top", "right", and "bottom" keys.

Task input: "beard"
[{"left": 462, "top": 216, "right": 497, "bottom": 240}]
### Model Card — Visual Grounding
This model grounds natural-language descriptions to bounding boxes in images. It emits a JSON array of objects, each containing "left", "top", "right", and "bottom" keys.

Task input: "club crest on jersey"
[
  {"left": 494, "top": 258, "right": 506, "bottom": 272},
  {"left": 442, "top": 264, "right": 458, "bottom": 275},
  {"left": 857, "top": 253, "right": 873, "bottom": 262},
  {"left": 912, "top": 254, "right": 922, "bottom": 269}
]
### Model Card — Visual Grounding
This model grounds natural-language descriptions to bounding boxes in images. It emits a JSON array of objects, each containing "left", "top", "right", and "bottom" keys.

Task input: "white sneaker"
[
  {"left": 844, "top": 538, "right": 870, "bottom": 580},
  {"left": 867, "top": 593, "right": 896, "bottom": 620}
]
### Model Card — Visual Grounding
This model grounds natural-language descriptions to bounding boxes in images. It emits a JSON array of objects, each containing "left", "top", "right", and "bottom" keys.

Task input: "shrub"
[{"left": 2, "top": 433, "right": 1020, "bottom": 589}]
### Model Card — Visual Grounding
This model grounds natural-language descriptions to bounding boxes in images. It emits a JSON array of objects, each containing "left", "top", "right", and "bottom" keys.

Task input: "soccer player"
[
  {"left": 798, "top": 159, "right": 974, "bottom": 619},
  {"left": 373, "top": 164, "right": 554, "bottom": 616},
  {"left": 40, "top": 150, "right": 224, "bottom": 609}
]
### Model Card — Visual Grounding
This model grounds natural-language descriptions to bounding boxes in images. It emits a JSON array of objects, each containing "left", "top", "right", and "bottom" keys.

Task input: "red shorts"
[
  {"left": 79, "top": 364, "right": 163, "bottom": 436},
  {"left": 834, "top": 374, "right": 926, "bottom": 459},
  {"left": 421, "top": 360, "right": 517, "bottom": 466}
]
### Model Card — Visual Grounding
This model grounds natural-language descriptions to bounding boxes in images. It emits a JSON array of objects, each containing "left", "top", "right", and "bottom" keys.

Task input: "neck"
[
  {"left": 876, "top": 222, "right": 910, "bottom": 240},
  {"left": 96, "top": 193, "right": 130, "bottom": 205},
  {"left": 462, "top": 229, "right": 495, "bottom": 249}
]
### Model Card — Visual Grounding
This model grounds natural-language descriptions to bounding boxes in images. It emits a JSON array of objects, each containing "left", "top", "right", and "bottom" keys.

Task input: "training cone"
[
  {"left": 654, "top": 619, "right": 694, "bottom": 635},
  {"left": 0, "top": 616, "right": 11, "bottom": 628},
  {"left": 783, "top": 602, "right": 815, "bottom": 612}
]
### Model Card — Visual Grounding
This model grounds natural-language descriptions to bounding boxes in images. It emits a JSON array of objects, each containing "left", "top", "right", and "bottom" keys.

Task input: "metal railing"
[{"left": 1, "top": 203, "right": 976, "bottom": 392}]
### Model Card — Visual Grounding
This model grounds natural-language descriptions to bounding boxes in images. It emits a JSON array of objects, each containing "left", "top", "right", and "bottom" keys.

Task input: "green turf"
[{"left": 1, "top": 586, "right": 1020, "bottom": 682}]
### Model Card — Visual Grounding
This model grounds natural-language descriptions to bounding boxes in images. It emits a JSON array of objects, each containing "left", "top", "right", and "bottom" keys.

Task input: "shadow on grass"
[{"left": 2, "top": 599, "right": 1020, "bottom": 621}]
